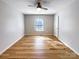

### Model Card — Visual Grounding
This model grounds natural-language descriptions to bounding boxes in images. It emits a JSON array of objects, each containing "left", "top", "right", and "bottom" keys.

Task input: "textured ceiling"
[{"left": 1, "top": 0, "right": 74, "bottom": 14}]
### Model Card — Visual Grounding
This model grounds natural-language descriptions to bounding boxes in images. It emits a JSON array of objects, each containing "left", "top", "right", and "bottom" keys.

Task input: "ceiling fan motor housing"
[{"left": 37, "top": 2, "right": 42, "bottom": 8}]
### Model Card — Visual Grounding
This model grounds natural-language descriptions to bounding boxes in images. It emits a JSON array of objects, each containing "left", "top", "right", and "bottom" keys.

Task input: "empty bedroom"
[{"left": 0, "top": 0, "right": 79, "bottom": 59}]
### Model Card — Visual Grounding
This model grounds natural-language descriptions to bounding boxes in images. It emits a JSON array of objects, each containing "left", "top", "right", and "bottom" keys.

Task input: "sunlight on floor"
[
  {"left": 33, "top": 36, "right": 64, "bottom": 50},
  {"left": 34, "top": 36, "right": 46, "bottom": 49}
]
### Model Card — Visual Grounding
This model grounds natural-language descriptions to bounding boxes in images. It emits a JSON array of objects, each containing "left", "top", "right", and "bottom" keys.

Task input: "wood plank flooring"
[{"left": 0, "top": 35, "right": 79, "bottom": 59}]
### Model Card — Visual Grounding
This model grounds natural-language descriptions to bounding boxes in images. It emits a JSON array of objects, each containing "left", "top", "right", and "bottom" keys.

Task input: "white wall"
[
  {"left": 24, "top": 15, "right": 54, "bottom": 35},
  {"left": 56, "top": 0, "right": 79, "bottom": 55},
  {"left": 0, "top": 0, "right": 24, "bottom": 54}
]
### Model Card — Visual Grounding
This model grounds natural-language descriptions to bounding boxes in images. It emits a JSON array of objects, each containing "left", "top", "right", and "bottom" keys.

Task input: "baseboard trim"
[
  {"left": 0, "top": 35, "right": 24, "bottom": 55},
  {"left": 59, "top": 38, "right": 79, "bottom": 56}
]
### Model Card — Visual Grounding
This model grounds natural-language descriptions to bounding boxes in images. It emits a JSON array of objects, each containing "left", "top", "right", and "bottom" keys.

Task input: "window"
[{"left": 34, "top": 18, "right": 44, "bottom": 31}]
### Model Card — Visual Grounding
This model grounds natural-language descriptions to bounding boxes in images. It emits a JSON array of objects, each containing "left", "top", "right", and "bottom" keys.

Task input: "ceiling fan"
[{"left": 28, "top": 0, "right": 48, "bottom": 10}]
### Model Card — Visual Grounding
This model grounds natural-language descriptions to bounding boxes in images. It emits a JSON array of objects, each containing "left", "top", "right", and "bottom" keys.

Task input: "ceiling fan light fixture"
[{"left": 37, "top": 7, "right": 41, "bottom": 11}]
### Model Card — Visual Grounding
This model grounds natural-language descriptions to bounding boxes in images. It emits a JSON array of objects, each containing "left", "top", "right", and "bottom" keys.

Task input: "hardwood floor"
[{"left": 0, "top": 35, "right": 79, "bottom": 59}]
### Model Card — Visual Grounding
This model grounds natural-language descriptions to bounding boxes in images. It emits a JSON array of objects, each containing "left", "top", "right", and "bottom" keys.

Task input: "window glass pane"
[{"left": 34, "top": 18, "right": 44, "bottom": 31}]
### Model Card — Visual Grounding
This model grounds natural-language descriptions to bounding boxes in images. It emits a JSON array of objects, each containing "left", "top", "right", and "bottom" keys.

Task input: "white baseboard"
[
  {"left": 59, "top": 38, "right": 79, "bottom": 56},
  {"left": 0, "top": 35, "right": 24, "bottom": 55}
]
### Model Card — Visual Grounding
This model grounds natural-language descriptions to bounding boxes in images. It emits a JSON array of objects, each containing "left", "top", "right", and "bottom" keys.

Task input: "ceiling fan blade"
[
  {"left": 28, "top": 5, "right": 35, "bottom": 7},
  {"left": 41, "top": 7, "right": 48, "bottom": 10},
  {"left": 27, "top": 0, "right": 38, "bottom": 7}
]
